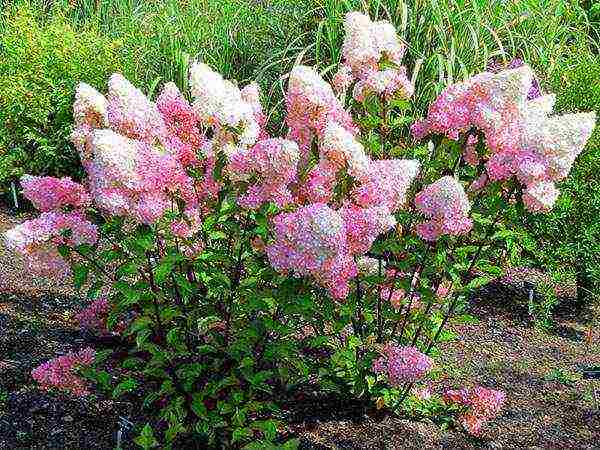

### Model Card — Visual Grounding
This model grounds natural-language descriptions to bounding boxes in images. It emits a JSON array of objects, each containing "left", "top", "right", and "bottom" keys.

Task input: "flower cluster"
[
  {"left": 75, "top": 298, "right": 112, "bottom": 335},
  {"left": 266, "top": 203, "right": 357, "bottom": 299},
  {"left": 372, "top": 344, "right": 433, "bottom": 385},
  {"left": 320, "top": 122, "right": 370, "bottom": 182},
  {"left": 444, "top": 386, "right": 506, "bottom": 435},
  {"left": 487, "top": 58, "right": 541, "bottom": 100},
  {"left": 189, "top": 62, "right": 261, "bottom": 147},
  {"left": 353, "top": 159, "right": 420, "bottom": 211},
  {"left": 413, "top": 65, "right": 596, "bottom": 212},
  {"left": 415, "top": 176, "right": 472, "bottom": 241},
  {"left": 285, "top": 65, "right": 357, "bottom": 159},
  {"left": 156, "top": 82, "right": 205, "bottom": 167},
  {"left": 3, "top": 211, "right": 98, "bottom": 278},
  {"left": 21, "top": 175, "right": 91, "bottom": 212},
  {"left": 227, "top": 138, "right": 300, "bottom": 208},
  {"left": 334, "top": 12, "right": 413, "bottom": 102},
  {"left": 31, "top": 348, "right": 96, "bottom": 396}
]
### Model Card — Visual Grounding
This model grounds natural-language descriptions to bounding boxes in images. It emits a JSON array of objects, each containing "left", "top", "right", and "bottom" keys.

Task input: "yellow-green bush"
[{"left": 0, "top": 3, "right": 134, "bottom": 191}]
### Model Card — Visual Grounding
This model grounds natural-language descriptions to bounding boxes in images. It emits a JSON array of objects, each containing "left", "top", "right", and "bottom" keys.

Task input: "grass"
[{"left": 18, "top": 0, "right": 599, "bottom": 112}]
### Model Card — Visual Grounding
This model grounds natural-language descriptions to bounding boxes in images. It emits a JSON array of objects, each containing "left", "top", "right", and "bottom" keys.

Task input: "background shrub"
[
  {"left": 0, "top": 3, "right": 134, "bottom": 191},
  {"left": 518, "top": 55, "right": 600, "bottom": 303}
]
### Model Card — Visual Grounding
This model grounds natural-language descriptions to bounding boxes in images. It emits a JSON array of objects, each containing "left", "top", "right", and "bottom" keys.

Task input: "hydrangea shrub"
[{"left": 4, "top": 11, "right": 596, "bottom": 447}]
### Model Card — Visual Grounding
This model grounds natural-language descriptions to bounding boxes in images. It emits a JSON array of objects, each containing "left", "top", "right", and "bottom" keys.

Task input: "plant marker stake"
[
  {"left": 11, "top": 181, "right": 18, "bottom": 209},
  {"left": 116, "top": 416, "right": 134, "bottom": 450}
]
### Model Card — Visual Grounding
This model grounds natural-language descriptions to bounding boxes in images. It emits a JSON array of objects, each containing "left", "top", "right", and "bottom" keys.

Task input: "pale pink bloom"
[
  {"left": 266, "top": 203, "right": 357, "bottom": 299},
  {"left": 353, "top": 159, "right": 420, "bottom": 211},
  {"left": 372, "top": 344, "right": 433, "bottom": 385},
  {"left": 189, "top": 62, "right": 259, "bottom": 147},
  {"left": 332, "top": 65, "right": 353, "bottom": 92},
  {"left": 20, "top": 175, "right": 90, "bottom": 212},
  {"left": 106, "top": 73, "right": 166, "bottom": 144},
  {"left": 444, "top": 386, "right": 506, "bottom": 435},
  {"left": 71, "top": 82, "right": 108, "bottom": 161},
  {"left": 156, "top": 82, "right": 204, "bottom": 167},
  {"left": 522, "top": 180, "right": 560, "bottom": 213},
  {"left": 227, "top": 138, "right": 300, "bottom": 209},
  {"left": 320, "top": 122, "right": 371, "bottom": 181},
  {"left": 415, "top": 176, "right": 472, "bottom": 241},
  {"left": 285, "top": 65, "right": 357, "bottom": 160},
  {"left": 31, "top": 348, "right": 96, "bottom": 396},
  {"left": 340, "top": 203, "right": 396, "bottom": 256},
  {"left": 3, "top": 211, "right": 98, "bottom": 279}
]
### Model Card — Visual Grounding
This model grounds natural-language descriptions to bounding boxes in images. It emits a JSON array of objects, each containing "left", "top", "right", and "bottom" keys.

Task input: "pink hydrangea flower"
[
  {"left": 522, "top": 180, "right": 560, "bottom": 213},
  {"left": 241, "top": 82, "right": 268, "bottom": 140},
  {"left": 341, "top": 12, "right": 406, "bottom": 79},
  {"left": 337, "top": 12, "right": 412, "bottom": 101},
  {"left": 332, "top": 65, "right": 353, "bottom": 92},
  {"left": 266, "top": 203, "right": 357, "bottom": 299},
  {"left": 320, "top": 122, "right": 371, "bottom": 181},
  {"left": 285, "top": 65, "right": 357, "bottom": 160},
  {"left": 295, "top": 162, "right": 337, "bottom": 205},
  {"left": 106, "top": 73, "right": 166, "bottom": 144},
  {"left": 412, "top": 65, "right": 596, "bottom": 213},
  {"left": 353, "top": 68, "right": 414, "bottom": 101},
  {"left": 156, "top": 82, "right": 204, "bottom": 167},
  {"left": 75, "top": 297, "right": 125, "bottom": 335},
  {"left": 444, "top": 386, "right": 506, "bottom": 435},
  {"left": 86, "top": 129, "right": 194, "bottom": 223},
  {"left": 340, "top": 203, "right": 396, "bottom": 255},
  {"left": 380, "top": 286, "right": 406, "bottom": 311},
  {"left": 413, "top": 66, "right": 534, "bottom": 151},
  {"left": 353, "top": 159, "right": 420, "bottom": 211},
  {"left": 189, "top": 62, "right": 259, "bottom": 147},
  {"left": 415, "top": 176, "right": 472, "bottom": 241},
  {"left": 227, "top": 138, "right": 300, "bottom": 209},
  {"left": 71, "top": 82, "right": 109, "bottom": 161},
  {"left": 3, "top": 211, "right": 98, "bottom": 279},
  {"left": 20, "top": 175, "right": 90, "bottom": 212},
  {"left": 372, "top": 344, "right": 433, "bottom": 385},
  {"left": 31, "top": 348, "right": 96, "bottom": 396}
]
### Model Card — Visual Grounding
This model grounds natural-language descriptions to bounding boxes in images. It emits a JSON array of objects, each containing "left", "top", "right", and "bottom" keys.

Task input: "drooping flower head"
[
  {"left": 444, "top": 386, "right": 506, "bottom": 435},
  {"left": 3, "top": 211, "right": 98, "bottom": 279},
  {"left": 31, "top": 348, "right": 96, "bottom": 396}
]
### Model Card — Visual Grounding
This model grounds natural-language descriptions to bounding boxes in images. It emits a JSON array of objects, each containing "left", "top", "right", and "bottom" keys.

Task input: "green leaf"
[
  {"left": 113, "top": 378, "right": 138, "bottom": 398},
  {"left": 191, "top": 395, "right": 207, "bottom": 417},
  {"left": 154, "top": 257, "right": 176, "bottom": 284},
  {"left": 209, "top": 230, "right": 227, "bottom": 240},
  {"left": 72, "top": 264, "right": 89, "bottom": 289},
  {"left": 134, "top": 423, "right": 158, "bottom": 449}
]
